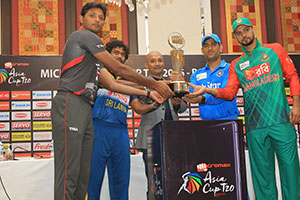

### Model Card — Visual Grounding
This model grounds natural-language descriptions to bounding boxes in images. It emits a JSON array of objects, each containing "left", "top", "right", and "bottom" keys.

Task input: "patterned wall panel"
[
  {"left": 280, "top": 0, "right": 300, "bottom": 52},
  {"left": 81, "top": 0, "right": 123, "bottom": 45},
  {"left": 18, "top": 0, "right": 60, "bottom": 55},
  {"left": 224, "top": 0, "right": 263, "bottom": 53}
]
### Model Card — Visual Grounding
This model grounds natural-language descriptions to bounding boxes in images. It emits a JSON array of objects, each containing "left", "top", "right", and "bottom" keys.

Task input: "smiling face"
[
  {"left": 79, "top": 7, "right": 105, "bottom": 34},
  {"left": 145, "top": 51, "right": 165, "bottom": 78},
  {"left": 201, "top": 38, "right": 222, "bottom": 62}
]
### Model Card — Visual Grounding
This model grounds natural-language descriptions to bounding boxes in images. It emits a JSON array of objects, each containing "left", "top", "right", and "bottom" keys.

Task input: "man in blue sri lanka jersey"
[{"left": 88, "top": 40, "right": 164, "bottom": 200}]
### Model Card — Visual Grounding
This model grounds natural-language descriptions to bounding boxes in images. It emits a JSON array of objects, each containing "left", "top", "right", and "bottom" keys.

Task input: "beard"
[{"left": 240, "top": 35, "right": 255, "bottom": 47}]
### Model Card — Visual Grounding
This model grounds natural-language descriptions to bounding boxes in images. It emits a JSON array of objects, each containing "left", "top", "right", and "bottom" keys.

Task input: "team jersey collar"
[
  {"left": 79, "top": 26, "right": 87, "bottom": 30},
  {"left": 242, "top": 38, "right": 261, "bottom": 55},
  {"left": 204, "top": 59, "right": 227, "bottom": 72}
]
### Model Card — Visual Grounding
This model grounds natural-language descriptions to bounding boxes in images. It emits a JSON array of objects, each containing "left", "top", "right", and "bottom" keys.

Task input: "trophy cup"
[{"left": 168, "top": 32, "right": 189, "bottom": 98}]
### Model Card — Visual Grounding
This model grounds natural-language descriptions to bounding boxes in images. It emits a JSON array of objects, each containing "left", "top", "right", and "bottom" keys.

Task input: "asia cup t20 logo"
[
  {"left": 0, "top": 69, "right": 8, "bottom": 84},
  {"left": 177, "top": 172, "right": 203, "bottom": 195}
]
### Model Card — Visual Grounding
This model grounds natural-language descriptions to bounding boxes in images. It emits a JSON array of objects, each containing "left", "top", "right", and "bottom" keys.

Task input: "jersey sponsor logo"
[
  {"left": 0, "top": 133, "right": 10, "bottom": 141},
  {"left": 33, "top": 101, "right": 52, "bottom": 110},
  {"left": 11, "top": 91, "right": 31, "bottom": 100},
  {"left": 12, "top": 132, "right": 31, "bottom": 141},
  {"left": 0, "top": 91, "right": 10, "bottom": 100},
  {"left": 12, "top": 112, "right": 31, "bottom": 120},
  {"left": 0, "top": 123, "right": 10, "bottom": 131},
  {"left": 107, "top": 91, "right": 130, "bottom": 104},
  {"left": 239, "top": 60, "right": 250, "bottom": 70},
  {"left": 33, "top": 132, "right": 52, "bottom": 141},
  {"left": 242, "top": 73, "right": 280, "bottom": 92},
  {"left": 196, "top": 72, "right": 207, "bottom": 81},
  {"left": 32, "top": 111, "right": 51, "bottom": 120},
  {"left": 33, "top": 142, "right": 51, "bottom": 151},
  {"left": 0, "top": 112, "right": 9, "bottom": 121},
  {"left": 0, "top": 102, "right": 10, "bottom": 110},
  {"left": 33, "top": 121, "right": 52, "bottom": 130},
  {"left": 216, "top": 70, "right": 224, "bottom": 77},
  {"left": 11, "top": 122, "right": 31, "bottom": 131},
  {"left": 32, "top": 91, "right": 52, "bottom": 99},
  {"left": 260, "top": 52, "right": 269, "bottom": 61},
  {"left": 244, "top": 62, "right": 271, "bottom": 81},
  {"left": 11, "top": 101, "right": 31, "bottom": 110}
]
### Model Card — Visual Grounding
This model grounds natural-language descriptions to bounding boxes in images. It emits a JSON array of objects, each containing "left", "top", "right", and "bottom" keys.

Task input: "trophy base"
[{"left": 169, "top": 81, "right": 189, "bottom": 98}]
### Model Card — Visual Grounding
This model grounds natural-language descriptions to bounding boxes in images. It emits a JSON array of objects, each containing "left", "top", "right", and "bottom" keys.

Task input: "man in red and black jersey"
[{"left": 51, "top": 2, "right": 173, "bottom": 200}]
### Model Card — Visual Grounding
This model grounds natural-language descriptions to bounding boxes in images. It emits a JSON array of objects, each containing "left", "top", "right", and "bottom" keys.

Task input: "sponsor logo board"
[
  {"left": 12, "top": 142, "right": 31, "bottom": 152},
  {"left": 0, "top": 132, "right": 10, "bottom": 141},
  {"left": 11, "top": 101, "right": 31, "bottom": 110},
  {"left": 32, "top": 111, "right": 51, "bottom": 120},
  {"left": 33, "top": 131, "right": 52, "bottom": 141},
  {"left": 0, "top": 91, "right": 9, "bottom": 100},
  {"left": 33, "top": 101, "right": 52, "bottom": 110},
  {"left": 178, "top": 109, "right": 190, "bottom": 117},
  {"left": 12, "top": 132, "right": 32, "bottom": 141},
  {"left": 11, "top": 91, "right": 31, "bottom": 100},
  {"left": 32, "top": 121, "right": 52, "bottom": 130},
  {"left": 33, "top": 142, "right": 51, "bottom": 151},
  {"left": 32, "top": 91, "right": 52, "bottom": 99},
  {"left": 191, "top": 108, "right": 199, "bottom": 116},
  {"left": 238, "top": 107, "right": 244, "bottom": 115},
  {"left": 0, "top": 122, "right": 10, "bottom": 131},
  {"left": 12, "top": 111, "right": 31, "bottom": 120},
  {"left": 0, "top": 102, "right": 10, "bottom": 110},
  {"left": 11, "top": 121, "right": 31, "bottom": 131},
  {"left": 0, "top": 112, "right": 9, "bottom": 121}
]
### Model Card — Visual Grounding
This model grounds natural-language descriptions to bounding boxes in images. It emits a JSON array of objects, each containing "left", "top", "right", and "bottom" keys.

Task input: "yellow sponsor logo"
[
  {"left": 33, "top": 121, "right": 52, "bottom": 130},
  {"left": 285, "top": 87, "right": 290, "bottom": 96},
  {"left": 12, "top": 132, "right": 31, "bottom": 141}
]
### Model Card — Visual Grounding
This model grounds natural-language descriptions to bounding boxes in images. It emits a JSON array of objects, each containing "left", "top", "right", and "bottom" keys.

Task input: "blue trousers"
[{"left": 88, "top": 119, "right": 130, "bottom": 200}]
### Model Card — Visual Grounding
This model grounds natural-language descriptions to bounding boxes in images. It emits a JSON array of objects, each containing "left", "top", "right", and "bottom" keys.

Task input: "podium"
[{"left": 147, "top": 120, "right": 247, "bottom": 200}]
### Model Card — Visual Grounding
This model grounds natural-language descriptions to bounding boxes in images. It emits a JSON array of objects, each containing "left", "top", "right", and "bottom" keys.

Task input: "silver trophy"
[{"left": 168, "top": 32, "right": 189, "bottom": 97}]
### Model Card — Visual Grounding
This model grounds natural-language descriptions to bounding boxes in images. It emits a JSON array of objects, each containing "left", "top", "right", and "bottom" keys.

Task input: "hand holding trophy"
[{"left": 168, "top": 32, "right": 189, "bottom": 98}]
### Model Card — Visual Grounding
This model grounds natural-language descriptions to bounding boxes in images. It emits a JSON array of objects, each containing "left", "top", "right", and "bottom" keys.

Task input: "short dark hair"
[
  {"left": 81, "top": 2, "right": 107, "bottom": 20},
  {"left": 105, "top": 40, "right": 130, "bottom": 61}
]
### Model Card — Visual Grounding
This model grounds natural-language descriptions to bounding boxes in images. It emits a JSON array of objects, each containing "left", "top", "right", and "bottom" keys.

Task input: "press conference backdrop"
[{"left": 0, "top": 55, "right": 300, "bottom": 156}]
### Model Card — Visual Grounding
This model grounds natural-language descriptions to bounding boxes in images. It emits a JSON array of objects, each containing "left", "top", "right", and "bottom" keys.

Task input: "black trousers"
[{"left": 52, "top": 91, "right": 94, "bottom": 200}]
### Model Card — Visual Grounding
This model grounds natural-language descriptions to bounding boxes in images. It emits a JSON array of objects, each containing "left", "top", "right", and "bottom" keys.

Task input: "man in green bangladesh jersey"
[{"left": 184, "top": 17, "right": 300, "bottom": 200}]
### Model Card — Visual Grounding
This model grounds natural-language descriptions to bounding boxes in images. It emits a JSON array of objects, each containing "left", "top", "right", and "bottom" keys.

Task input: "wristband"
[
  {"left": 146, "top": 90, "right": 151, "bottom": 99},
  {"left": 152, "top": 103, "right": 158, "bottom": 109},
  {"left": 200, "top": 95, "right": 206, "bottom": 104}
]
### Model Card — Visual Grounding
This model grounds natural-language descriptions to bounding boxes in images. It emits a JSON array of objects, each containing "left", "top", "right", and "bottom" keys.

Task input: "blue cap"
[{"left": 201, "top": 34, "right": 221, "bottom": 46}]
